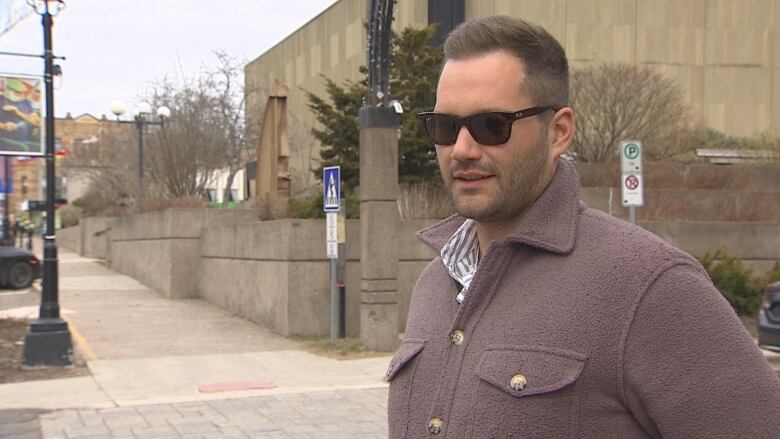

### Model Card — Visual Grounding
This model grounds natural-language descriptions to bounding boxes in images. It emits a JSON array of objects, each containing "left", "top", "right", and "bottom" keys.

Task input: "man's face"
[{"left": 434, "top": 50, "right": 557, "bottom": 224}]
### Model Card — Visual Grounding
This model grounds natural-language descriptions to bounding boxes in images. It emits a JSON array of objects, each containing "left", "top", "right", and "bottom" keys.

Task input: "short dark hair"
[{"left": 443, "top": 15, "right": 569, "bottom": 109}]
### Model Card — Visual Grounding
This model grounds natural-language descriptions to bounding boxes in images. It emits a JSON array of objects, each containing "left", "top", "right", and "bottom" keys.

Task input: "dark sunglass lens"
[
  {"left": 429, "top": 115, "right": 458, "bottom": 145},
  {"left": 471, "top": 113, "right": 510, "bottom": 145}
]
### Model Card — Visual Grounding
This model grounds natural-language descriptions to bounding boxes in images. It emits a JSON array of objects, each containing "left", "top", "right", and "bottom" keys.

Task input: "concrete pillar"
[{"left": 359, "top": 107, "right": 400, "bottom": 352}]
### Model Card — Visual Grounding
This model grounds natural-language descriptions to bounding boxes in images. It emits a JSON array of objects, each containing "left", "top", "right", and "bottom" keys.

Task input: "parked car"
[
  {"left": 758, "top": 281, "right": 780, "bottom": 351},
  {"left": 0, "top": 246, "right": 41, "bottom": 289}
]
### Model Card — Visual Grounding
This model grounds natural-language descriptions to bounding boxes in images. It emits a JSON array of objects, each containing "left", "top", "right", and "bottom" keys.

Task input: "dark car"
[
  {"left": 0, "top": 246, "right": 41, "bottom": 289},
  {"left": 758, "top": 281, "right": 780, "bottom": 352}
]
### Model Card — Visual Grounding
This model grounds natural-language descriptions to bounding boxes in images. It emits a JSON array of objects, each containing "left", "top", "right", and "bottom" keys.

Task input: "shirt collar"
[
  {"left": 440, "top": 219, "right": 478, "bottom": 303},
  {"left": 417, "top": 158, "right": 581, "bottom": 255}
]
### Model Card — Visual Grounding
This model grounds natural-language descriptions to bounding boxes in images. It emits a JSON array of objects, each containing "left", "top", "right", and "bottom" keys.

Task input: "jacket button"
[
  {"left": 428, "top": 417, "right": 443, "bottom": 434},
  {"left": 450, "top": 330, "right": 465, "bottom": 345},
  {"left": 510, "top": 374, "right": 527, "bottom": 392}
]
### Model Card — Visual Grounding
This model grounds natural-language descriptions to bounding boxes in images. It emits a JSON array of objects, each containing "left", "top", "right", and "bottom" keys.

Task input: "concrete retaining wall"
[
  {"left": 78, "top": 217, "right": 115, "bottom": 259},
  {"left": 109, "top": 208, "right": 256, "bottom": 299},
  {"left": 582, "top": 188, "right": 780, "bottom": 222},
  {"left": 198, "top": 219, "right": 436, "bottom": 337},
  {"left": 76, "top": 207, "right": 780, "bottom": 339},
  {"left": 57, "top": 225, "right": 79, "bottom": 253},
  {"left": 642, "top": 221, "right": 780, "bottom": 275}
]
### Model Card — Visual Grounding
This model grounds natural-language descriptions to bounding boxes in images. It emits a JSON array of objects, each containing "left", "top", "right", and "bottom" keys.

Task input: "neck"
[
  {"left": 474, "top": 217, "right": 520, "bottom": 259},
  {"left": 473, "top": 161, "right": 558, "bottom": 258}
]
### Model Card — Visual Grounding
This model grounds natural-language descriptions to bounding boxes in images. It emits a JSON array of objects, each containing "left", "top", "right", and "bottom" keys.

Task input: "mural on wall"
[{"left": 0, "top": 75, "right": 44, "bottom": 156}]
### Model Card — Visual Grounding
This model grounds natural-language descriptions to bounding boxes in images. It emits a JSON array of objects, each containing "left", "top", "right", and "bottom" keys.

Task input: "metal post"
[
  {"left": 3, "top": 157, "right": 9, "bottom": 245},
  {"left": 327, "top": 211, "right": 339, "bottom": 342},
  {"left": 23, "top": 1, "right": 73, "bottom": 367},
  {"left": 330, "top": 252, "right": 338, "bottom": 342},
  {"left": 629, "top": 206, "right": 636, "bottom": 224},
  {"left": 136, "top": 119, "right": 144, "bottom": 208},
  {"left": 337, "top": 198, "right": 347, "bottom": 338}
]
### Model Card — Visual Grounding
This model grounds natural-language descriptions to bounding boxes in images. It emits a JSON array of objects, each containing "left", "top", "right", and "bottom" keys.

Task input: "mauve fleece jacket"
[{"left": 387, "top": 159, "right": 780, "bottom": 438}]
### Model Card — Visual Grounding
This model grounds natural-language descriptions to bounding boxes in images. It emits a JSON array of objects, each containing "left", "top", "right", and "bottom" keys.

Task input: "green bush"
[
  {"left": 698, "top": 249, "right": 763, "bottom": 316},
  {"left": 287, "top": 195, "right": 359, "bottom": 219},
  {"left": 287, "top": 196, "right": 325, "bottom": 219}
]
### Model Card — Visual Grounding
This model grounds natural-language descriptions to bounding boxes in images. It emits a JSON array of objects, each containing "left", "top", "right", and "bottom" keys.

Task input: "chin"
[{"left": 453, "top": 203, "right": 500, "bottom": 222}]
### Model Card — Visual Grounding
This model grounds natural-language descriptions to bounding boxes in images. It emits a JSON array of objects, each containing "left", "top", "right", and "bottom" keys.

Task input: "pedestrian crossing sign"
[{"left": 323, "top": 166, "right": 341, "bottom": 212}]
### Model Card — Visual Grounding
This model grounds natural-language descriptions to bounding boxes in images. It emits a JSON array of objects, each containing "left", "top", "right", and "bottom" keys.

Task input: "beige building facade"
[{"left": 246, "top": 0, "right": 780, "bottom": 194}]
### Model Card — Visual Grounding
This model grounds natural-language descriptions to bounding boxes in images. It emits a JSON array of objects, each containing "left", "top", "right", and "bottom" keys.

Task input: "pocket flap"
[
  {"left": 385, "top": 339, "right": 425, "bottom": 381},
  {"left": 476, "top": 345, "right": 586, "bottom": 397}
]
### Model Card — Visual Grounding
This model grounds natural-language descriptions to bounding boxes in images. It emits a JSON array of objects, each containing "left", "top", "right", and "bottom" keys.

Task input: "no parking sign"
[{"left": 620, "top": 141, "right": 644, "bottom": 207}]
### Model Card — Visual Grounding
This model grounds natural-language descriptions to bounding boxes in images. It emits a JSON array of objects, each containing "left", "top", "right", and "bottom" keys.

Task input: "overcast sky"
[{"left": 1, "top": 0, "right": 338, "bottom": 118}]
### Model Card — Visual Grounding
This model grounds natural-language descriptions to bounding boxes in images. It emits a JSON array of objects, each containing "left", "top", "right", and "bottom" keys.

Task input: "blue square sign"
[{"left": 323, "top": 166, "right": 340, "bottom": 212}]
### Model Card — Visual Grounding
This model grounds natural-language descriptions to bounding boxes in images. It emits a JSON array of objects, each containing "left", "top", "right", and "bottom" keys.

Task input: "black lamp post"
[
  {"left": 22, "top": 0, "right": 73, "bottom": 367},
  {"left": 3, "top": 157, "right": 10, "bottom": 246},
  {"left": 108, "top": 101, "right": 169, "bottom": 208}
]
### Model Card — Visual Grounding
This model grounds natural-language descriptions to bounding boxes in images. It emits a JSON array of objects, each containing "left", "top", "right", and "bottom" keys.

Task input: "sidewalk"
[{"left": 0, "top": 247, "right": 391, "bottom": 438}]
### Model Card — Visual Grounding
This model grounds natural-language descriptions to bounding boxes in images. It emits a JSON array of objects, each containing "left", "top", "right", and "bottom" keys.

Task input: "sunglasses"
[{"left": 417, "top": 106, "right": 556, "bottom": 146}]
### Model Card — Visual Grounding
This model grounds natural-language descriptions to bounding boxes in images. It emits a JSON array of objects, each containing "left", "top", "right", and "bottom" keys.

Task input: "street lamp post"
[
  {"left": 109, "top": 101, "right": 169, "bottom": 208},
  {"left": 22, "top": 0, "right": 72, "bottom": 367}
]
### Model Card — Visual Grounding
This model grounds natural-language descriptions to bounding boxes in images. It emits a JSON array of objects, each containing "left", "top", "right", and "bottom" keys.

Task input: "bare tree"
[
  {"left": 143, "top": 52, "right": 260, "bottom": 204},
  {"left": 67, "top": 52, "right": 260, "bottom": 210},
  {"left": 143, "top": 76, "right": 226, "bottom": 198},
  {"left": 570, "top": 63, "right": 699, "bottom": 162},
  {"left": 208, "top": 51, "right": 261, "bottom": 206},
  {"left": 64, "top": 123, "right": 137, "bottom": 212}
]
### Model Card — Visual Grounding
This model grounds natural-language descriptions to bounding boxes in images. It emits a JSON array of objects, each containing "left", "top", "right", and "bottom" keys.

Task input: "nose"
[{"left": 449, "top": 125, "right": 483, "bottom": 162}]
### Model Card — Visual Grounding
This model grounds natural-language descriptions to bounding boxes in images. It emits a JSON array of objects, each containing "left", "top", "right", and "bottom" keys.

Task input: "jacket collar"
[{"left": 417, "top": 158, "right": 580, "bottom": 255}]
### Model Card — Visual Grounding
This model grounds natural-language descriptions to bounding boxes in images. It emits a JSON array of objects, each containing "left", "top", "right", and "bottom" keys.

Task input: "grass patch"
[{"left": 290, "top": 336, "right": 389, "bottom": 360}]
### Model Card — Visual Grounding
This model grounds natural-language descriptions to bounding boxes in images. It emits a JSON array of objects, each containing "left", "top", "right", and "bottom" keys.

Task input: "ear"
[{"left": 546, "top": 107, "right": 575, "bottom": 160}]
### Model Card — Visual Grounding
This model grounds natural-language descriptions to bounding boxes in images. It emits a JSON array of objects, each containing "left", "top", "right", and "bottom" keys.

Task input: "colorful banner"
[{"left": 0, "top": 75, "right": 44, "bottom": 156}]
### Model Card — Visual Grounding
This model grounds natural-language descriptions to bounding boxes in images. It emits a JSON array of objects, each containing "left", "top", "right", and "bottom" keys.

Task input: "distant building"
[
  {"left": 246, "top": 0, "right": 780, "bottom": 194},
  {"left": 6, "top": 113, "right": 135, "bottom": 217},
  {"left": 56, "top": 113, "right": 135, "bottom": 204},
  {"left": 205, "top": 168, "right": 248, "bottom": 204}
]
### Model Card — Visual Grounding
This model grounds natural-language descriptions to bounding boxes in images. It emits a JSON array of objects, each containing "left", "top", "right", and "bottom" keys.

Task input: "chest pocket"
[
  {"left": 468, "top": 345, "right": 587, "bottom": 439},
  {"left": 387, "top": 339, "right": 425, "bottom": 439}
]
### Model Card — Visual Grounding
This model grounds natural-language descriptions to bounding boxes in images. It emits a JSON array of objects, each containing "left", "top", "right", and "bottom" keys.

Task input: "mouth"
[
  {"left": 453, "top": 171, "right": 494, "bottom": 181},
  {"left": 452, "top": 172, "right": 495, "bottom": 187}
]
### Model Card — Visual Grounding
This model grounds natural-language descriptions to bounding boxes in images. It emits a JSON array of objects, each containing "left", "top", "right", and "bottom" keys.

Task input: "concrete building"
[{"left": 246, "top": 0, "right": 780, "bottom": 194}]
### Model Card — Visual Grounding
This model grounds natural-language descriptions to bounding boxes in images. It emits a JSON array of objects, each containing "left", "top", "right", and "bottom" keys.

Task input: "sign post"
[
  {"left": 323, "top": 166, "right": 341, "bottom": 342},
  {"left": 620, "top": 140, "right": 643, "bottom": 224}
]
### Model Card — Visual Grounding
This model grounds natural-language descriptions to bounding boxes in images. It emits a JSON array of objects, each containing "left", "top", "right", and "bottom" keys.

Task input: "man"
[{"left": 387, "top": 15, "right": 780, "bottom": 438}]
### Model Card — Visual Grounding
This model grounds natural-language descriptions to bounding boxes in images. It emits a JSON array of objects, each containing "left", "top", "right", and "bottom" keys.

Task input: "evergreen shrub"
[{"left": 698, "top": 249, "right": 764, "bottom": 316}]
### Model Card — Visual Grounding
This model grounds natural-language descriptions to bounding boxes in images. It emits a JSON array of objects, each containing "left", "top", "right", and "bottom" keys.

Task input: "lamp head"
[
  {"left": 156, "top": 106, "right": 171, "bottom": 119},
  {"left": 26, "top": 0, "right": 66, "bottom": 16},
  {"left": 135, "top": 102, "right": 152, "bottom": 116},
  {"left": 109, "top": 100, "right": 126, "bottom": 118}
]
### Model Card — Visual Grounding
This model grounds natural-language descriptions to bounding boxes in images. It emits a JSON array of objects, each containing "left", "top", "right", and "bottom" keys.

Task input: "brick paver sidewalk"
[{"left": 40, "top": 387, "right": 388, "bottom": 439}]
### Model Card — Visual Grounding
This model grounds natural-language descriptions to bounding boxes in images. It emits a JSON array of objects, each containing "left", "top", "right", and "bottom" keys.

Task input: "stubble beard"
[{"left": 445, "top": 134, "right": 551, "bottom": 224}]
